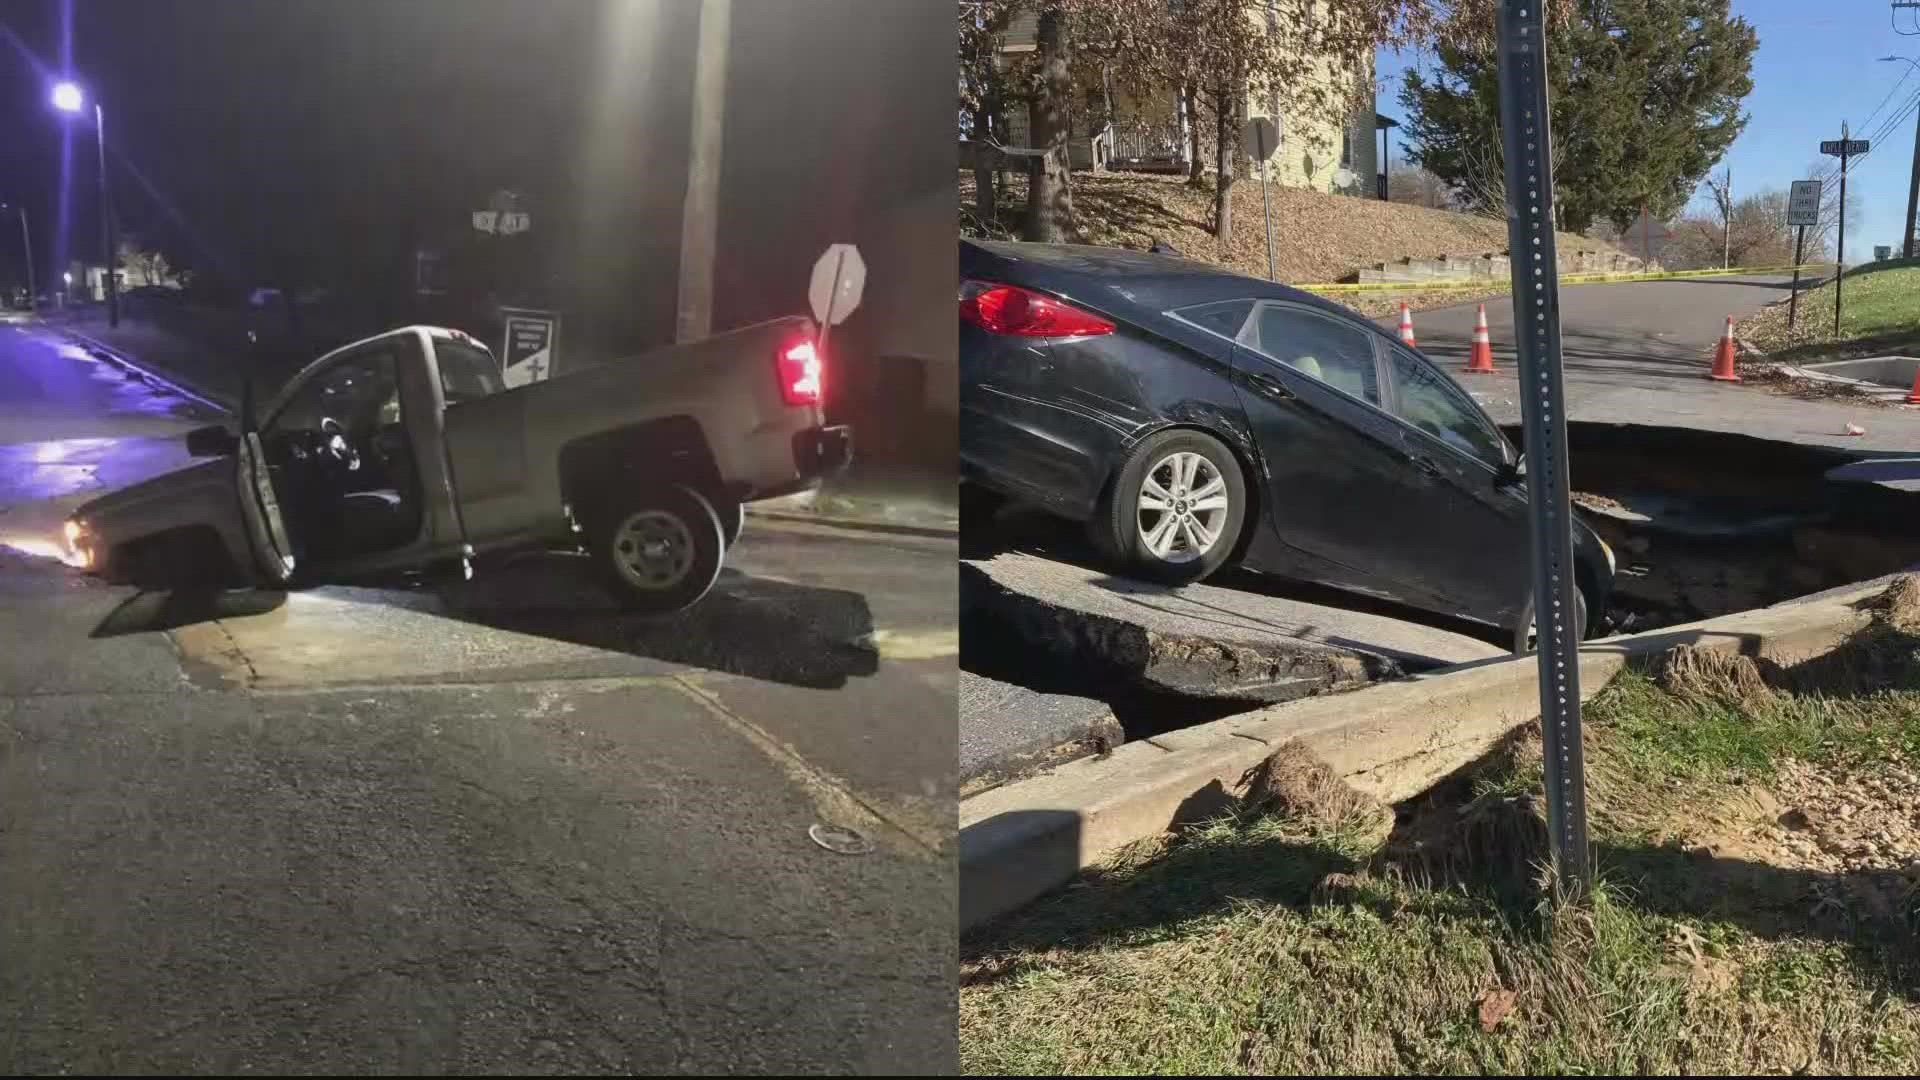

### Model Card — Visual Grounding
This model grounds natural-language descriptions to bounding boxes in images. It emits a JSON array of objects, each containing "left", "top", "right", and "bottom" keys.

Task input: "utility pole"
[
  {"left": 675, "top": 0, "right": 730, "bottom": 344},
  {"left": 96, "top": 103, "right": 117, "bottom": 328},
  {"left": 1, "top": 203, "right": 34, "bottom": 312},
  {"left": 1884, "top": 56, "right": 1920, "bottom": 258},
  {"left": 1907, "top": 106, "right": 1920, "bottom": 259}
]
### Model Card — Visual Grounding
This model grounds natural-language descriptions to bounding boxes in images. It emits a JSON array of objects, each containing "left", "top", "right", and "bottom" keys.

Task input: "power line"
[{"left": 1857, "top": 65, "right": 1915, "bottom": 137}]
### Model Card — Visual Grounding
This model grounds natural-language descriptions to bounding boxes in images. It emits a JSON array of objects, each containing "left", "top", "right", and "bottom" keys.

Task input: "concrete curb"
[
  {"left": 744, "top": 507, "right": 958, "bottom": 539},
  {"left": 59, "top": 328, "right": 233, "bottom": 416},
  {"left": 959, "top": 573, "right": 1902, "bottom": 931}
]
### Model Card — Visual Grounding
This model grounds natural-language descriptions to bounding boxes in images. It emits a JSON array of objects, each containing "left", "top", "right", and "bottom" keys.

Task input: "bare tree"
[
  {"left": 958, "top": 1, "right": 1022, "bottom": 227},
  {"left": 1704, "top": 167, "right": 1732, "bottom": 268}
]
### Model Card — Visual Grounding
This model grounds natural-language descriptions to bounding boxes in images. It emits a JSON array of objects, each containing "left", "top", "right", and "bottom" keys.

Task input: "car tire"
[
  {"left": 1512, "top": 586, "right": 1592, "bottom": 655},
  {"left": 718, "top": 497, "right": 745, "bottom": 547},
  {"left": 585, "top": 484, "right": 726, "bottom": 615},
  {"left": 1093, "top": 429, "right": 1246, "bottom": 586}
]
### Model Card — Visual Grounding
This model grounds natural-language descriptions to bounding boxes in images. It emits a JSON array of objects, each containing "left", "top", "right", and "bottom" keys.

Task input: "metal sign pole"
[
  {"left": 1788, "top": 224, "right": 1806, "bottom": 331},
  {"left": 1495, "top": 0, "right": 1590, "bottom": 900},
  {"left": 1836, "top": 129, "right": 1849, "bottom": 337},
  {"left": 1261, "top": 153, "right": 1275, "bottom": 281}
]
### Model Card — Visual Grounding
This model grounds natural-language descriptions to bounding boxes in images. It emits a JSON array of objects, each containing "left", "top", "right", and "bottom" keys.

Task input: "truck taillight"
[{"left": 778, "top": 338, "right": 824, "bottom": 407}]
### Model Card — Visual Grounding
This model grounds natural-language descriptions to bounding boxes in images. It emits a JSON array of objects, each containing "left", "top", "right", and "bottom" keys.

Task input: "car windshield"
[{"left": 436, "top": 340, "right": 506, "bottom": 404}]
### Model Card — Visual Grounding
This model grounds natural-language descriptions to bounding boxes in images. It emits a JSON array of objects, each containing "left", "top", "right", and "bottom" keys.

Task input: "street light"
[
  {"left": 1879, "top": 56, "right": 1920, "bottom": 259},
  {"left": 49, "top": 79, "right": 119, "bottom": 327},
  {"left": 0, "top": 202, "right": 34, "bottom": 313}
]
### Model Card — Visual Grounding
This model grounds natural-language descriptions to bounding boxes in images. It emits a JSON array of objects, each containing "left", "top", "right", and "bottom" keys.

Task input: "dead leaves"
[{"left": 1476, "top": 987, "right": 1518, "bottom": 1032}]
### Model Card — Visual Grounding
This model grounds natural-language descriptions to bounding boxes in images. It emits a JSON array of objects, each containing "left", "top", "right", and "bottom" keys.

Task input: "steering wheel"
[{"left": 318, "top": 417, "right": 361, "bottom": 472}]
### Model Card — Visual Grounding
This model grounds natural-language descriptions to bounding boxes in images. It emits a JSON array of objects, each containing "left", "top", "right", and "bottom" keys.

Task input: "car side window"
[
  {"left": 1239, "top": 303, "right": 1379, "bottom": 404},
  {"left": 1171, "top": 299, "right": 1255, "bottom": 340},
  {"left": 1384, "top": 345, "right": 1507, "bottom": 467},
  {"left": 268, "top": 349, "right": 402, "bottom": 444}
]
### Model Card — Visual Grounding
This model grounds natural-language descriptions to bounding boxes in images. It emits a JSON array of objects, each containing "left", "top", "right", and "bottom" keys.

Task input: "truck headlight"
[{"left": 63, "top": 519, "right": 93, "bottom": 569}]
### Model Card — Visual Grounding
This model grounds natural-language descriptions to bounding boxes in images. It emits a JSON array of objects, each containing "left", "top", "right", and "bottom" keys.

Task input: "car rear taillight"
[
  {"left": 777, "top": 337, "right": 824, "bottom": 407},
  {"left": 959, "top": 280, "right": 1115, "bottom": 337}
]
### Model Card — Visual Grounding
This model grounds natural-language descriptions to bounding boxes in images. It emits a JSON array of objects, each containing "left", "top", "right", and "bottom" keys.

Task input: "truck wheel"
[{"left": 587, "top": 485, "right": 725, "bottom": 615}]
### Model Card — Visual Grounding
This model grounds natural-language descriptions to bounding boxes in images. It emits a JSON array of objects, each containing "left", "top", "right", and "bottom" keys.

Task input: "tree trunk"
[
  {"left": 972, "top": 103, "right": 997, "bottom": 227},
  {"left": 1184, "top": 84, "right": 1205, "bottom": 186},
  {"left": 1023, "top": 4, "right": 1073, "bottom": 243},
  {"left": 1212, "top": 86, "right": 1236, "bottom": 244}
]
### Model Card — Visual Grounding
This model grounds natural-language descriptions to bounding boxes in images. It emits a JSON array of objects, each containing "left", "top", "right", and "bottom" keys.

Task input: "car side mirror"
[
  {"left": 186, "top": 423, "right": 239, "bottom": 458},
  {"left": 1493, "top": 455, "right": 1525, "bottom": 488}
]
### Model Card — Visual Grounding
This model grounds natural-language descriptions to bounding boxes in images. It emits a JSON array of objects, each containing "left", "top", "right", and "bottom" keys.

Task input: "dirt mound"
[
  {"left": 1865, "top": 573, "right": 1920, "bottom": 631},
  {"left": 1652, "top": 645, "right": 1775, "bottom": 706},
  {"left": 1781, "top": 575, "right": 1920, "bottom": 694},
  {"left": 1240, "top": 741, "right": 1392, "bottom": 842}
]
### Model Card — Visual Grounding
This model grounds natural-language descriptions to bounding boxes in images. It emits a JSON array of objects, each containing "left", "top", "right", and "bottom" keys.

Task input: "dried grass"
[{"left": 1653, "top": 645, "right": 1776, "bottom": 708}]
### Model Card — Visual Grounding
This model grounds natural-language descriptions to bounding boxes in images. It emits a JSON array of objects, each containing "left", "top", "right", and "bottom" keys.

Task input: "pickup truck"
[{"left": 62, "top": 318, "right": 853, "bottom": 614}]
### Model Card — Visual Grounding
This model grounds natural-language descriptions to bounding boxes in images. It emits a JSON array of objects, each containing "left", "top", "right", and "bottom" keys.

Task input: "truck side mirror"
[{"left": 186, "top": 424, "right": 239, "bottom": 458}]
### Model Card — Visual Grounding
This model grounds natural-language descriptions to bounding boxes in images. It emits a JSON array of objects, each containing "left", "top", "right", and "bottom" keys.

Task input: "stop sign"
[{"left": 808, "top": 243, "right": 866, "bottom": 327}]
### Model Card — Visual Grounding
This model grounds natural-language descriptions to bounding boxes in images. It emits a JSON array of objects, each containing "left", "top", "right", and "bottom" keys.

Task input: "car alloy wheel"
[{"left": 1136, "top": 451, "right": 1229, "bottom": 564}]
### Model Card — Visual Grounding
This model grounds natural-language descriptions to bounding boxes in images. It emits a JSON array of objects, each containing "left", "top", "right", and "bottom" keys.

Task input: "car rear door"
[
  {"left": 1227, "top": 300, "right": 1434, "bottom": 598},
  {"left": 1377, "top": 340, "right": 1530, "bottom": 623}
]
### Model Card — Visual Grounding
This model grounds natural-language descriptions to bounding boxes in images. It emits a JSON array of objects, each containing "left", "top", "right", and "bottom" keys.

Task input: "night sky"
[{"left": 0, "top": 0, "right": 951, "bottom": 359}]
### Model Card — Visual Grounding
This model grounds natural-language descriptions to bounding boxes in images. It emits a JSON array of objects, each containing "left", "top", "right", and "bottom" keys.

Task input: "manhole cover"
[{"left": 808, "top": 823, "right": 872, "bottom": 855}]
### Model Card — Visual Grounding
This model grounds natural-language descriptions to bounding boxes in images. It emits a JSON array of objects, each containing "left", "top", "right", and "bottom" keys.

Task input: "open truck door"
[{"left": 234, "top": 424, "right": 297, "bottom": 586}]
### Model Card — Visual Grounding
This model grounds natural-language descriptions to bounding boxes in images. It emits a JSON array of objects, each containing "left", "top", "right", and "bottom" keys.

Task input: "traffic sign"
[
  {"left": 1821, "top": 139, "right": 1869, "bottom": 156},
  {"left": 499, "top": 307, "right": 559, "bottom": 388},
  {"left": 1241, "top": 116, "right": 1278, "bottom": 162},
  {"left": 1788, "top": 179, "right": 1822, "bottom": 227},
  {"left": 808, "top": 243, "right": 866, "bottom": 328}
]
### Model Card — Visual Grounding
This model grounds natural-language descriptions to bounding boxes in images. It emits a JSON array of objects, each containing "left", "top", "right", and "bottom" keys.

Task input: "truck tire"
[
  {"left": 719, "top": 497, "right": 745, "bottom": 547},
  {"left": 586, "top": 484, "right": 726, "bottom": 615}
]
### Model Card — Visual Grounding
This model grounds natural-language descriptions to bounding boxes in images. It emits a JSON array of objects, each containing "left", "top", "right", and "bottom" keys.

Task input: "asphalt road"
[
  {"left": 1397, "top": 274, "right": 1920, "bottom": 452},
  {"left": 0, "top": 317, "right": 957, "bottom": 1073}
]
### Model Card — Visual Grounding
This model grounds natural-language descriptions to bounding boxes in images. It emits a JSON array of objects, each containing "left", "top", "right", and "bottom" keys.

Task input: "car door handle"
[
  {"left": 1408, "top": 454, "right": 1443, "bottom": 478},
  {"left": 1239, "top": 370, "right": 1295, "bottom": 400}
]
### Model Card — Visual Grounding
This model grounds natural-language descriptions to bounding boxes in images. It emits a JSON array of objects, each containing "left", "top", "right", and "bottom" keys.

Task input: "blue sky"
[{"left": 1376, "top": 1, "right": 1920, "bottom": 258}]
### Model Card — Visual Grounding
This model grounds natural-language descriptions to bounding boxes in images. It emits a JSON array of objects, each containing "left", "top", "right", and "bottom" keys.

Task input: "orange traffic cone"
[
  {"left": 1463, "top": 304, "right": 1495, "bottom": 374},
  {"left": 1708, "top": 316, "right": 1740, "bottom": 382},
  {"left": 1398, "top": 302, "right": 1417, "bottom": 348},
  {"left": 1905, "top": 364, "right": 1920, "bottom": 404}
]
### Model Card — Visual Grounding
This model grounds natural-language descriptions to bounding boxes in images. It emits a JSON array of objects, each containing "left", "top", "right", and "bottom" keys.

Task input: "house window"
[{"left": 1340, "top": 122, "right": 1354, "bottom": 168}]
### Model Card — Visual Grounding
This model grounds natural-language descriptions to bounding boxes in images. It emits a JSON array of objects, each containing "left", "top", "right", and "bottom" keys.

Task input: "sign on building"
[
  {"left": 1788, "top": 180, "right": 1823, "bottom": 227},
  {"left": 499, "top": 308, "right": 559, "bottom": 388},
  {"left": 1876, "top": 245, "right": 1893, "bottom": 262}
]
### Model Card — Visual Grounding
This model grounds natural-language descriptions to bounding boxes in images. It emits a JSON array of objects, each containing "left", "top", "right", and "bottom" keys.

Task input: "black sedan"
[{"left": 958, "top": 238, "right": 1616, "bottom": 650}]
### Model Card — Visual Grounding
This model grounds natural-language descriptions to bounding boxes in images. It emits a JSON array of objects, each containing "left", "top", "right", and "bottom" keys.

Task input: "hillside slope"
[{"left": 960, "top": 171, "right": 1629, "bottom": 287}]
